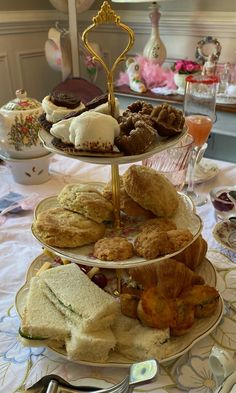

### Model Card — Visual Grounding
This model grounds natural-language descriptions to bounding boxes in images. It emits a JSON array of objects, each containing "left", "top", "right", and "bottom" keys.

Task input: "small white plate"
[
  {"left": 213, "top": 220, "right": 236, "bottom": 252},
  {"left": 186, "top": 158, "right": 220, "bottom": 185}
]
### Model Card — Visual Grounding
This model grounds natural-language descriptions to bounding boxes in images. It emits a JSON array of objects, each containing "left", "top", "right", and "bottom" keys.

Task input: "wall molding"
[
  {"left": 16, "top": 49, "right": 45, "bottom": 87},
  {"left": 0, "top": 10, "right": 235, "bottom": 37},
  {"left": 0, "top": 52, "right": 14, "bottom": 97}
]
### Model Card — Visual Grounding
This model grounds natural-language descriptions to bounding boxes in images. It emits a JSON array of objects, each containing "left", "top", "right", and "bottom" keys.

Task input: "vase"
[{"left": 174, "top": 73, "right": 188, "bottom": 94}]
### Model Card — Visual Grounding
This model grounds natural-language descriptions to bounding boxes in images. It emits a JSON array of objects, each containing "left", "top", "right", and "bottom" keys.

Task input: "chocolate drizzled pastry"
[
  {"left": 59, "top": 93, "right": 109, "bottom": 120},
  {"left": 50, "top": 91, "right": 82, "bottom": 109},
  {"left": 122, "top": 100, "right": 154, "bottom": 117}
]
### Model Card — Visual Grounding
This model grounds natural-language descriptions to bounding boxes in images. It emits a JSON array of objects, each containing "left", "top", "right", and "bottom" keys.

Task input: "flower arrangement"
[{"left": 172, "top": 59, "right": 201, "bottom": 74}]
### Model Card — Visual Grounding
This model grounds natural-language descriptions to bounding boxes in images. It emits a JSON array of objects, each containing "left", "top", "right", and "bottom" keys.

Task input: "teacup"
[{"left": 209, "top": 345, "right": 236, "bottom": 386}]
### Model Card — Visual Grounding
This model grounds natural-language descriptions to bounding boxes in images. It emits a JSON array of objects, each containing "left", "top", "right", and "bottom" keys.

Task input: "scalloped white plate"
[
  {"left": 15, "top": 254, "right": 224, "bottom": 367},
  {"left": 31, "top": 185, "right": 202, "bottom": 269},
  {"left": 38, "top": 127, "right": 187, "bottom": 165}
]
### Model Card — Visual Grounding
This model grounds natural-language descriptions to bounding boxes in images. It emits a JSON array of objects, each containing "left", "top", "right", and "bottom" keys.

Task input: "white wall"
[{"left": 0, "top": 5, "right": 235, "bottom": 105}]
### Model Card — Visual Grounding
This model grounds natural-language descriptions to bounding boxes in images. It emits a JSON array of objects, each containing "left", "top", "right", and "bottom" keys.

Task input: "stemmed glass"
[{"left": 184, "top": 74, "right": 218, "bottom": 206}]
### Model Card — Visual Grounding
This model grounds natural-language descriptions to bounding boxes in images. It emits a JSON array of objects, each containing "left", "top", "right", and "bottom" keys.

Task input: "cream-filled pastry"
[
  {"left": 50, "top": 118, "right": 72, "bottom": 144},
  {"left": 69, "top": 112, "right": 120, "bottom": 152},
  {"left": 42, "top": 95, "right": 85, "bottom": 123}
]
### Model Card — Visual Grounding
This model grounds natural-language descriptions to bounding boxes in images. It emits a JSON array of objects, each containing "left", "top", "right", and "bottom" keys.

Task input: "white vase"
[
  {"left": 143, "top": 3, "right": 166, "bottom": 64},
  {"left": 174, "top": 73, "right": 188, "bottom": 94}
]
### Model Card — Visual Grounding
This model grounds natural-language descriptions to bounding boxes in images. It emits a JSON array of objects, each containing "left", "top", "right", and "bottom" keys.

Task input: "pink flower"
[{"left": 172, "top": 59, "right": 201, "bottom": 74}]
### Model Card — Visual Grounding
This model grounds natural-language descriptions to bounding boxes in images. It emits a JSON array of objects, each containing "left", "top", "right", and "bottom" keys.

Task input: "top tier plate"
[{"left": 38, "top": 127, "right": 187, "bottom": 165}]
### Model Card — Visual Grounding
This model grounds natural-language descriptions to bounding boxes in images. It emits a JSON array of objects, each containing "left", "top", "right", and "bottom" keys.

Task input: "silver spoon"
[{"left": 228, "top": 191, "right": 236, "bottom": 228}]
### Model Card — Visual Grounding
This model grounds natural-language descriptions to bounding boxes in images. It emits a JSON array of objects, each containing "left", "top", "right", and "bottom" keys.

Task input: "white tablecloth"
[{"left": 0, "top": 154, "right": 236, "bottom": 393}]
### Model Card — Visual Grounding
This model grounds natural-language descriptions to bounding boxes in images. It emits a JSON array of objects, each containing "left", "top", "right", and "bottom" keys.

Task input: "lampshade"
[{"left": 112, "top": 0, "right": 171, "bottom": 64}]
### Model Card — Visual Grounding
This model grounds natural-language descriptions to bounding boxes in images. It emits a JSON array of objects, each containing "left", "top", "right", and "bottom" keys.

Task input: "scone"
[
  {"left": 102, "top": 177, "right": 154, "bottom": 218},
  {"left": 32, "top": 207, "right": 105, "bottom": 248},
  {"left": 57, "top": 183, "right": 114, "bottom": 223},
  {"left": 93, "top": 237, "right": 134, "bottom": 261},
  {"left": 123, "top": 164, "right": 179, "bottom": 217}
]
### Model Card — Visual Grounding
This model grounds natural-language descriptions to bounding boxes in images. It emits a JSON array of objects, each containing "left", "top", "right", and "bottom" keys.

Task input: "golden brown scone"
[
  {"left": 134, "top": 228, "right": 193, "bottom": 260},
  {"left": 170, "top": 299, "right": 195, "bottom": 337},
  {"left": 174, "top": 235, "right": 208, "bottom": 270},
  {"left": 32, "top": 207, "right": 106, "bottom": 248},
  {"left": 139, "top": 217, "right": 176, "bottom": 233},
  {"left": 102, "top": 177, "right": 154, "bottom": 218},
  {"left": 180, "top": 285, "right": 220, "bottom": 318},
  {"left": 156, "top": 259, "right": 204, "bottom": 299},
  {"left": 93, "top": 236, "right": 134, "bottom": 261},
  {"left": 137, "top": 287, "right": 177, "bottom": 329},
  {"left": 57, "top": 183, "right": 114, "bottom": 223},
  {"left": 123, "top": 165, "right": 179, "bottom": 217},
  {"left": 166, "top": 229, "right": 194, "bottom": 253}
]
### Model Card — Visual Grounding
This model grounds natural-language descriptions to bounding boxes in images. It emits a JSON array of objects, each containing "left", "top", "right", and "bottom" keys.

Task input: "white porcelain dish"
[
  {"left": 186, "top": 158, "right": 220, "bottom": 185},
  {"left": 31, "top": 184, "right": 202, "bottom": 269},
  {"left": 38, "top": 126, "right": 187, "bottom": 165},
  {"left": 212, "top": 220, "right": 236, "bottom": 252},
  {"left": 15, "top": 254, "right": 224, "bottom": 367}
]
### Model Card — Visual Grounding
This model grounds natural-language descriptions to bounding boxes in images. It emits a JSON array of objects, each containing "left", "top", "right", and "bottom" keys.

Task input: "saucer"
[
  {"left": 212, "top": 220, "right": 236, "bottom": 252},
  {"left": 186, "top": 158, "right": 220, "bottom": 184}
]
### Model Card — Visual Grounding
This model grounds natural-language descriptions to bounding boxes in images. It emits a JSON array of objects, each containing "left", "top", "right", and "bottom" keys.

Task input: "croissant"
[
  {"left": 174, "top": 235, "right": 208, "bottom": 271},
  {"left": 156, "top": 258, "right": 204, "bottom": 298},
  {"left": 128, "top": 263, "right": 158, "bottom": 289}
]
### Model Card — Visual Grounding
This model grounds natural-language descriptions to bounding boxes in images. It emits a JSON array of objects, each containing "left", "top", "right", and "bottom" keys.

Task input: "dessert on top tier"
[{"left": 42, "top": 91, "right": 85, "bottom": 123}]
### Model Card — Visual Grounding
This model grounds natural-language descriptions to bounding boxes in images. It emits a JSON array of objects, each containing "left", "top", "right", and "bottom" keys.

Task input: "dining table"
[{"left": 0, "top": 152, "right": 236, "bottom": 393}]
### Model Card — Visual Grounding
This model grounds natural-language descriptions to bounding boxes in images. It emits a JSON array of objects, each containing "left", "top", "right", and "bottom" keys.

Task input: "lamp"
[{"left": 112, "top": 0, "right": 170, "bottom": 64}]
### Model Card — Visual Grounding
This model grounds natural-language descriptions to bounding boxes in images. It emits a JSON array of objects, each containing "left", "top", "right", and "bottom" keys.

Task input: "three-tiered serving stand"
[{"left": 16, "top": 1, "right": 224, "bottom": 367}]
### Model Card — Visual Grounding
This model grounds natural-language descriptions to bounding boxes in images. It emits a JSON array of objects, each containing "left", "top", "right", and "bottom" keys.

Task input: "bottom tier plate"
[{"left": 15, "top": 254, "right": 224, "bottom": 367}]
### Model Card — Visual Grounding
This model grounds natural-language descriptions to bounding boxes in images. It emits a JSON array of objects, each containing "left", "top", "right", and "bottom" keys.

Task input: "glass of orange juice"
[{"left": 184, "top": 74, "right": 218, "bottom": 206}]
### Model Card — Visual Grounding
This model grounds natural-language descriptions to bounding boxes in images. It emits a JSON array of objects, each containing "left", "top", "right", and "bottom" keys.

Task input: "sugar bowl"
[{"left": 0, "top": 89, "right": 46, "bottom": 158}]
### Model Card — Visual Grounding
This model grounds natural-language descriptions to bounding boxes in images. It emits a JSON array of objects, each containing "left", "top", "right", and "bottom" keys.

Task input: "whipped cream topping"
[
  {"left": 92, "top": 98, "right": 120, "bottom": 119},
  {"left": 69, "top": 112, "right": 120, "bottom": 152},
  {"left": 50, "top": 118, "right": 72, "bottom": 144},
  {"left": 42, "top": 95, "right": 85, "bottom": 123}
]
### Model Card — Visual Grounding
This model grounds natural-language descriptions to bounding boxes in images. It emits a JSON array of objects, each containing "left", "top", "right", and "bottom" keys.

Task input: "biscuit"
[
  {"left": 134, "top": 228, "right": 193, "bottom": 260},
  {"left": 57, "top": 184, "right": 114, "bottom": 223},
  {"left": 32, "top": 207, "right": 105, "bottom": 248},
  {"left": 123, "top": 165, "right": 179, "bottom": 217},
  {"left": 102, "top": 177, "right": 154, "bottom": 218},
  {"left": 93, "top": 237, "right": 134, "bottom": 261}
]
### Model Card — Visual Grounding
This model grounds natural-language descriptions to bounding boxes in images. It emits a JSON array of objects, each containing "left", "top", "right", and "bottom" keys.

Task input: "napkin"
[{"left": 0, "top": 192, "right": 25, "bottom": 213}]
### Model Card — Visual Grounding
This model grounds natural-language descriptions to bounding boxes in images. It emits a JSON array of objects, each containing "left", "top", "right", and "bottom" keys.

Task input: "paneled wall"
[{"left": 0, "top": 7, "right": 236, "bottom": 105}]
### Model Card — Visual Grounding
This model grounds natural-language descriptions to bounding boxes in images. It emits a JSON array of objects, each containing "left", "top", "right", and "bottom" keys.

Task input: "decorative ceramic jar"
[
  {"left": 0, "top": 89, "right": 46, "bottom": 158},
  {"left": 174, "top": 73, "right": 188, "bottom": 94}
]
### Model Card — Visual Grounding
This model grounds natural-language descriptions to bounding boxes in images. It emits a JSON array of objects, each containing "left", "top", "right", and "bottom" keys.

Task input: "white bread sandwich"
[
  {"left": 20, "top": 276, "right": 69, "bottom": 346},
  {"left": 38, "top": 263, "right": 120, "bottom": 332},
  {"left": 66, "top": 323, "right": 116, "bottom": 362},
  {"left": 112, "top": 312, "right": 170, "bottom": 362}
]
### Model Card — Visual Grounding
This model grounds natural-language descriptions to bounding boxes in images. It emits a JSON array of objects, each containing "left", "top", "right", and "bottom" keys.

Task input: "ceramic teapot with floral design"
[{"left": 0, "top": 89, "right": 46, "bottom": 158}]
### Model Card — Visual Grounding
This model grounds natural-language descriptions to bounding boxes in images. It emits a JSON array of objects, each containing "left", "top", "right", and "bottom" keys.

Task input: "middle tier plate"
[{"left": 31, "top": 187, "right": 202, "bottom": 269}]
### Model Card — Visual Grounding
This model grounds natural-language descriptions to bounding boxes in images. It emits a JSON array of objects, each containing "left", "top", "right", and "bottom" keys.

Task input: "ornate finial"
[
  {"left": 93, "top": 1, "right": 120, "bottom": 25},
  {"left": 82, "top": 1, "right": 135, "bottom": 118}
]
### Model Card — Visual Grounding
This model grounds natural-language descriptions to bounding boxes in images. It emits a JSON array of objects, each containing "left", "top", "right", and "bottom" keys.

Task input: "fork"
[{"left": 27, "top": 359, "right": 159, "bottom": 393}]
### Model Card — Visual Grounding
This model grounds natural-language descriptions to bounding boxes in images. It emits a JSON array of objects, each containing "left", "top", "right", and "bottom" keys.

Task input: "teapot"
[{"left": 0, "top": 89, "right": 47, "bottom": 159}]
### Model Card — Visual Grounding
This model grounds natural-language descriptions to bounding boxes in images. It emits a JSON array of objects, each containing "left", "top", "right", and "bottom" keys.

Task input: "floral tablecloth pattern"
[{"left": 0, "top": 155, "right": 236, "bottom": 393}]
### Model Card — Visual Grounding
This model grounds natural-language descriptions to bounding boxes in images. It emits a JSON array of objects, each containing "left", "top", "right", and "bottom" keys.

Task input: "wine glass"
[{"left": 184, "top": 74, "right": 218, "bottom": 206}]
